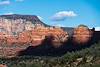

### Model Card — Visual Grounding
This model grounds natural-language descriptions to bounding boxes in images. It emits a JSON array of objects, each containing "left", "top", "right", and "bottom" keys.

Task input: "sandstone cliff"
[{"left": 0, "top": 14, "right": 68, "bottom": 47}]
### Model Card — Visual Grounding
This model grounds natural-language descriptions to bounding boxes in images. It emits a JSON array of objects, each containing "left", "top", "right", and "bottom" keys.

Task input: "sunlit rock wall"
[{"left": 73, "top": 25, "right": 93, "bottom": 44}]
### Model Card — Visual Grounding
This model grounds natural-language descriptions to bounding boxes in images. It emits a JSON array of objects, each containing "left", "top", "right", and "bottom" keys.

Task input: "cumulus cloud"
[
  {"left": 0, "top": 0, "right": 10, "bottom": 5},
  {"left": 51, "top": 11, "right": 77, "bottom": 21}
]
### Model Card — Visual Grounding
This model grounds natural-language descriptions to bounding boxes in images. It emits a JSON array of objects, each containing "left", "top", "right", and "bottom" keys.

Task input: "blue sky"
[{"left": 0, "top": 0, "right": 100, "bottom": 28}]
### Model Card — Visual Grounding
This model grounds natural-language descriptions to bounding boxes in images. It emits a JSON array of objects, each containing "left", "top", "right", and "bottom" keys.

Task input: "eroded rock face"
[
  {"left": 0, "top": 14, "right": 68, "bottom": 47},
  {"left": 0, "top": 14, "right": 46, "bottom": 35},
  {"left": 73, "top": 26, "right": 92, "bottom": 44},
  {"left": 0, "top": 14, "right": 95, "bottom": 57},
  {"left": 0, "top": 14, "right": 70, "bottom": 57},
  {"left": 51, "top": 31, "right": 68, "bottom": 48},
  {"left": 0, "top": 25, "right": 68, "bottom": 57}
]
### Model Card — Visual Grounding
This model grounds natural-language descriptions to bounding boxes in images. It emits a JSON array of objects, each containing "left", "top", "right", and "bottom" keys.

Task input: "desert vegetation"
[{"left": 0, "top": 41, "right": 99, "bottom": 67}]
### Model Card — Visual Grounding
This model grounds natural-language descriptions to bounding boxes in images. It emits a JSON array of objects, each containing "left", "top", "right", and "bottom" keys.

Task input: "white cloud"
[
  {"left": 4, "top": 12, "right": 14, "bottom": 15},
  {"left": 0, "top": 0, "right": 24, "bottom": 5},
  {"left": 51, "top": 11, "right": 77, "bottom": 21},
  {"left": 95, "top": 27, "right": 100, "bottom": 31},
  {"left": 37, "top": 16, "right": 43, "bottom": 20},
  {"left": 16, "top": 0, "right": 24, "bottom": 2},
  {"left": 0, "top": 0, "right": 10, "bottom": 5}
]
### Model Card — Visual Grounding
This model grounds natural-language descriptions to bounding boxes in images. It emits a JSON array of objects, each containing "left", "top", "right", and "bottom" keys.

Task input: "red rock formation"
[
  {"left": 6, "top": 36, "right": 17, "bottom": 45},
  {"left": 0, "top": 15, "right": 69, "bottom": 48},
  {"left": 31, "top": 27, "right": 69, "bottom": 47},
  {"left": 73, "top": 25, "right": 92, "bottom": 44},
  {"left": 0, "top": 26, "right": 68, "bottom": 48},
  {"left": 18, "top": 31, "right": 31, "bottom": 44},
  {"left": 0, "top": 26, "right": 69, "bottom": 57}
]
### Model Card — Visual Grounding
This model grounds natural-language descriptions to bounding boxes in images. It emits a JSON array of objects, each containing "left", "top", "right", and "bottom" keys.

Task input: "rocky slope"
[
  {"left": 0, "top": 14, "right": 49, "bottom": 35},
  {"left": 0, "top": 14, "right": 69, "bottom": 57},
  {"left": 0, "top": 14, "right": 73, "bottom": 35},
  {"left": 0, "top": 14, "right": 47, "bottom": 25},
  {"left": 0, "top": 14, "right": 95, "bottom": 57}
]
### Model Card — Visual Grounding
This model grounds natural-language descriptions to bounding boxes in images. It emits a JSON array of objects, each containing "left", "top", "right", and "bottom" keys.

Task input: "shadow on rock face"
[{"left": 18, "top": 31, "right": 100, "bottom": 57}]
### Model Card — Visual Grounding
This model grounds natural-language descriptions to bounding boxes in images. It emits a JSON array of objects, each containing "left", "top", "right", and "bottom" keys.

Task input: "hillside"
[
  {"left": 0, "top": 14, "right": 48, "bottom": 26},
  {"left": 0, "top": 14, "right": 73, "bottom": 35},
  {"left": 0, "top": 14, "right": 99, "bottom": 58}
]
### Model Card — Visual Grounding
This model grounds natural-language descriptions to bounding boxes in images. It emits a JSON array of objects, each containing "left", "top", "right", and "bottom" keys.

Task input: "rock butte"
[
  {"left": 0, "top": 26, "right": 68, "bottom": 47},
  {"left": 0, "top": 14, "right": 94, "bottom": 57},
  {"left": 73, "top": 25, "right": 92, "bottom": 44}
]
